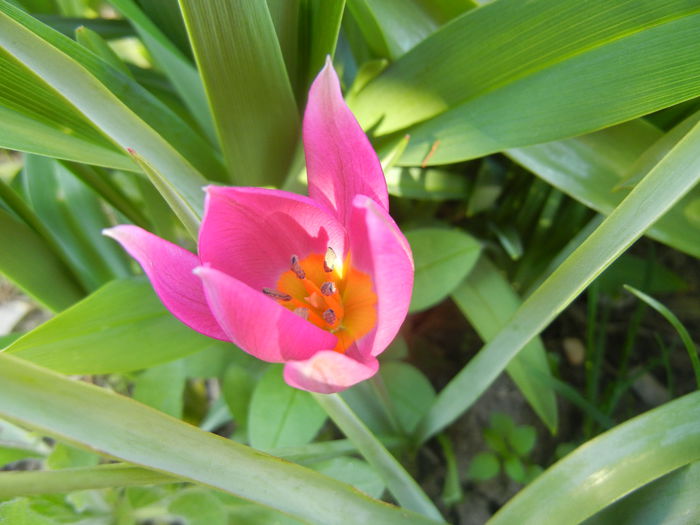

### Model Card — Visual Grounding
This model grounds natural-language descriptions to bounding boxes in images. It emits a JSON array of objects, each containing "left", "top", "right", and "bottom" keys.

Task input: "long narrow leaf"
[
  {"left": 109, "top": 0, "right": 218, "bottom": 146},
  {"left": 414, "top": 103, "right": 700, "bottom": 444},
  {"left": 0, "top": 208, "right": 83, "bottom": 311},
  {"left": 313, "top": 393, "right": 444, "bottom": 522},
  {"left": 451, "top": 257, "right": 558, "bottom": 433},
  {"left": 582, "top": 461, "right": 700, "bottom": 525},
  {"left": 0, "top": 47, "right": 133, "bottom": 170},
  {"left": 351, "top": 0, "right": 700, "bottom": 164},
  {"left": 508, "top": 120, "right": 700, "bottom": 259},
  {"left": 0, "top": 2, "right": 212, "bottom": 219},
  {"left": 179, "top": 0, "right": 299, "bottom": 187},
  {"left": 0, "top": 464, "right": 173, "bottom": 498},
  {"left": 0, "top": 353, "right": 441, "bottom": 525},
  {"left": 488, "top": 392, "right": 700, "bottom": 525}
]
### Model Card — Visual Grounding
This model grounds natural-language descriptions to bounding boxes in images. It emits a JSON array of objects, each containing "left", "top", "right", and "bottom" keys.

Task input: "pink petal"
[
  {"left": 194, "top": 265, "right": 337, "bottom": 362},
  {"left": 284, "top": 351, "right": 379, "bottom": 393},
  {"left": 303, "top": 58, "right": 389, "bottom": 228},
  {"left": 103, "top": 225, "right": 227, "bottom": 341},
  {"left": 349, "top": 195, "right": 414, "bottom": 356},
  {"left": 199, "top": 186, "right": 347, "bottom": 291}
]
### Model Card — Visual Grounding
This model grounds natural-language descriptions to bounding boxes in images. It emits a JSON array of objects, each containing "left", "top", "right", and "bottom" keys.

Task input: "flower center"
[{"left": 263, "top": 248, "right": 377, "bottom": 353}]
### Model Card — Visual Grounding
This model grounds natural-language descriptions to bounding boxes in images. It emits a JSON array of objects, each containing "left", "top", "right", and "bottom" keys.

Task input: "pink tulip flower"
[{"left": 105, "top": 60, "right": 414, "bottom": 393}]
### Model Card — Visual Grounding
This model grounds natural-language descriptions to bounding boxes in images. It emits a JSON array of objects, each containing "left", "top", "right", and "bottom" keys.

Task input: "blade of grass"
[
  {"left": 0, "top": 354, "right": 441, "bottom": 525},
  {"left": 624, "top": 285, "right": 700, "bottom": 388},
  {"left": 414, "top": 106, "right": 700, "bottom": 445},
  {"left": 313, "top": 393, "right": 444, "bottom": 522}
]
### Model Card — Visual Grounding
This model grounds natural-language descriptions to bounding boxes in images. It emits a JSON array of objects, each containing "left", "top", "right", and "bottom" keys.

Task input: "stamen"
[
  {"left": 324, "top": 247, "right": 336, "bottom": 272},
  {"left": 262, "top": 287, "right": 292, "bottom": 301},
  {"left": 290, "top": 254, "right": 306, "bottom": 279},
  {"left": 322, "top": 308, "right": 337, "bottom": 325},
  {"left": 320, "top": 281, "right": 336, "bottom": 296},
  {"left": 293, "top": 307, "right": 310, "bottom": 320}
]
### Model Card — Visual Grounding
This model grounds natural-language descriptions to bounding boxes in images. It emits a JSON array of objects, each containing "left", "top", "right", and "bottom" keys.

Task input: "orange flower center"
[{"left": 265, "top": 249, "right": 377, "bottom": 353}]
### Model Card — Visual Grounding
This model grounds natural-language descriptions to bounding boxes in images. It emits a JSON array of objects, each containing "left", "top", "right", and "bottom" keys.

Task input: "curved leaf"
[
  {"left": 352, "top": 0, "right": 700, "bottom": 164},
  {"left": 489, "top": 392, "right": 700, "bottom": 525},
  {"left": 0, "top": 353, "right": 441, "bottom": 525}
]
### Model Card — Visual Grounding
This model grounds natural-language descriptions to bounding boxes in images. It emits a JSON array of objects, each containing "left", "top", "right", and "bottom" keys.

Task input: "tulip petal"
[
  {"left": 103, "top": 225, "right": 227, "bottom": 341},
  {"left": 303, "top": 58, "right": 389, "bottom": 227},
  {"left": 349, "top": 195, "right": 414, "bottom": 356},
  {"left": 194, "top": 265, "right": 337, "bottom": 362},
  {"left": 284, "top": 350, "right": 379, "bottom": 394},
  {"left": 199, "top": 186, "right": 347, "bottom": 290}
]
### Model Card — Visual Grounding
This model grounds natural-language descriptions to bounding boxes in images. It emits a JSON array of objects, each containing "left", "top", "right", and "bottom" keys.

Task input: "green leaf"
[
  {"left": 313, "top": 393, "right": 444, "bottom": 522},
  {"left": 503, "top": 456, "right": 526, "bottom": 484},
  {"left": 0, "top": 464, "right": 173, "bottom": 499},
  {"left": 23, "top": 155, "right": 131, "bottom": 291},
  {"left": 36, "top": 15, "right": 133, "bottom": 39},
  {"left": 467, "top": 452, "right": 500, "bottom": 481},
  {"left": 46, "top": 442, "right": 99, "bottom": 470},
  {"left": 0, "top": 2, "right": 212, "bottom": 219},
  {"left": 305, "top": 0, "right": 345, "bottom": 89},
  {"left": 347, "top": 0, "right": 450, "bottom": 60},
  {"left": 489, "top": 412, "right": 515, "bottom": 436},
  {"left": 248, "top": 365, "right": 328, "bottom": 450},
  {"left": 451, "top": 257, "right": 558, "bottom": 433},
  {"left": 0, "top": 354, "right": 438, "bottom": 525},
  {"left": 5, "top": 278, "right": 224, "bottom": 374},
  {"left": 490, "top": 392, "right": 700, "bottom": 525},
  {"left": 381, "top": 362, "right": 435, "bottom": 435},
  {"left": 109, "top": 0, "right": 218, "bottom": 147},
  {"left": 352, "top": 0, "right": 700, "bottom": 163},
  {"left": 0, "top": 418, "right": 49, "bottom": 467},
  {"left": 74, "top": 25, "right": 132, "bottom": 77},
  {"left": 582, "top": 461, "right": 700, "bottom": 525},
  {"left": 386, "top": 167, "right": 469, "bottom": 201},
  {"left": 415, "top": 105, "right": 700, "bottom": 447},
  {"left": 221, "top": 364, "right": 257, "bottom": 434},
  {"left": 310, "top": 457, "right": 385, "bottom": 499},
  {"left": 179, "top": 0, "right": 299, "bottom": 187},
  {"left": 169, "top": 489, "right": 227, "bottom": 525},
  {"left": 406, "top": 228, "right": 481, "bottom": 312},
  {"left": 127, "top": 148, "right": 201, "bottom": 239},
  {"left": 0, "top": 498, "right": 56, "bottom": 525},
  {"left": 0, "top": 47, "right": 132, "bottom": 170},
  {"left": 508, "top": 426, "right": 537, "bottom": 457},
  {"left": 508, "top": 120, "right": 700, "bottom": 259},
  {"left": 0, "top": 207, "right": 83, "bottom": 312},
  {"left": 133, "top": 360, "right": 186, "bottom": 418}
]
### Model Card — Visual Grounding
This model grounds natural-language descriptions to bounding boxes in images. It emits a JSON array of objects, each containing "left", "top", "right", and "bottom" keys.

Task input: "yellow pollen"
[{"left": 272, "top": 251, "right": 377, "bottom": 353}]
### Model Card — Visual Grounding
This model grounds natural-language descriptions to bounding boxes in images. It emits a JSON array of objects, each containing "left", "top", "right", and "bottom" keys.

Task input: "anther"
[
  {"left": 262, "top": 288, "right": 292, "bottom": 301},
  {"left": 293, "top": 307, "right": 310, "bottom": 320},
  {"left": 320, "top": 281, "right": 336, "bottom": 296},
  {"left": 323, "top": 247, "right": 336, "bottom": 273},
  {"left": 322, "top": 308, "right": 337, "bottom": 325},
  {"left": 290, "top": 255, "right": 305, "bottom": 279}
]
